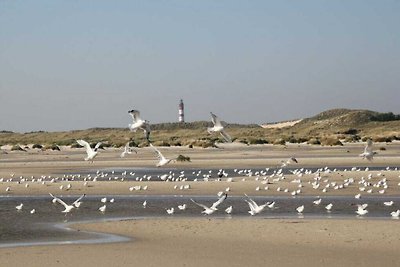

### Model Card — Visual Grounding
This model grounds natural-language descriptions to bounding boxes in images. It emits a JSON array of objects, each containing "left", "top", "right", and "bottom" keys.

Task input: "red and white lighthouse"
[{"left": 178, "top": 99, "right": 184, "bottom": 122}]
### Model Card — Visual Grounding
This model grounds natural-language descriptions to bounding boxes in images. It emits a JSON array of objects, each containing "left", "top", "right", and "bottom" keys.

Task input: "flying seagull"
[
  {"left": 128, "top": 109, "right": 151, "bottom": 141},
  {"left": 190, "top": 193, "right": 228, "bottom": 215},
  {"left": 281, "top": 157, "right": 298, "bottom": 167},
  {"left": 359, "top": 139, "right": 377, "bottom": 161},
  {"left": 76, "top": 139, "right": 102, "bottom": 162},
  {"left": 244, "top": 194, "right": 270, "bottom": 216},
  {"left": 120, "top": 142, "right": 137, "bottom": 158},
  {"left": 149, "top": 143, "right": 175, "bottom": 167},
  {"left": 207, "top": 112, "right": 232, "bottom": 143},
  {"left": 49, "top": 193, "right": 86, "bottom": 213}
]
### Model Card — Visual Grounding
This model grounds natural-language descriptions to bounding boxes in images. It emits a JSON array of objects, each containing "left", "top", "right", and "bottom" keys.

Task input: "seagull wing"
[
  {"left": 245, "top": 199, "right": 256, "bottom": 211},
  {"left": 220, "top": 130, "right": 232, "bottom": 142},
  {"left": 210, "top": 112, "right": 222, "bottom": 127},
  {"left": 150, "top": 143, "right": 165, "bottom": 160},
  {"left": 190, "top": 199, "right": 210, "bottom": 210},
  {"left": 128, "top": 110, "right": 141, "bottom": 123},
  {"left": 50, "top": 194, "right": 69, "bottom": 208},
  {"left": 244, "top": 194, "right": 258, "bottom": 208},
  {"left": 72, "top": 194, "right": 86, "bottom": 205},
  {"left": 94, "top": 142, "right": 102, "bottom": 150},
  {"left": 364, "top": 140, "right": 373, "bottom": 153},
  {"left": 211, "top": 193, "right": 227, "bottom": 209},
  {"left": 77, "top": 140, "right": 93, "bottom": 155}
]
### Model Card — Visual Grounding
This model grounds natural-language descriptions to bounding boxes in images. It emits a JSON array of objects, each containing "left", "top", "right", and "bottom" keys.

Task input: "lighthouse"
[{"left": 178, "top": 99, "right": 184, "bottom": 122}]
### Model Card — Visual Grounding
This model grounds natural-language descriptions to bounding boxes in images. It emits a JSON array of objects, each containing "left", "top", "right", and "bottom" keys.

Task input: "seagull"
[
  {"left": 391, "top": 210, "right": 400, "bottom": 218},
  {"left": 191, "top": 194, "right": 228, "bottom": 215},
  {"left": 143, "top": 200, "right": 147, "bottom": 208},
  {"left": 225, "top": 206, "right": 233, "bottom": 214},
  {"left": 99, "top": 205, "right": 107, "bottom": 213},
  {"left": 359, "top": 139, "right": 377, "bottom": 161},
  {"left": 76, "top": 139, "right": 102, "bottom": 162},
  {"left": 296, "top": 205, "right": 304, "bottom": 214},
  {"left": 49, "top": 193, "right": 85, "bottom": 213},
  {"left": 207, "top": 112, "right": 232, "bottom": 142},
  {"left": 325, "top": 203, "right": 333, "bottom": 212},
  {"left": 128, "top": 109, "right": 151, "bottom": 141},
  {"left": 30, "top": 209, "right": 36, "bottom": 214},
  {"left": 120, "top": 142, "right": 137, "bottom": 158},
  {"left": 149, "top": 143, "right": 175, "bottom": 167},
  {"left": 384, "top": 201, "right": 394, "bottom": 206},
  {"left": 178, "top": 204, "right": 187, "bottom": 210},
  {"left": 16, "top": 203, "right": 23, "bottom": 211},
  {"left": 356, "top": 204, "right": 368, "bottom": 216},
  {"left": 166, "top": 207, "right": 174, "bottom": 215},
  {"left": 101, "top": 197, "right": 107, "bottom": 203},
  {"left": 244, "top": 194, "right": 269, "bottom": 216},
  {"left": 281, "top": 157, "right": 298, "bottom": 167},
  {"left": 313, "top": 198, "right": 322, "bottom": 205}
]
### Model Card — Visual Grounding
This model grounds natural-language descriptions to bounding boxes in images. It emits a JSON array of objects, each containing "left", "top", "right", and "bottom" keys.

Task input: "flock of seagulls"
[
  {"left": 76, "top": 110, "right": 232, "bottom": 167},
  {"left": 6, "top": 161, "right": 400, "bottom": 219},
  {"left": 3, "top": 109, "right": 397, "bottom": 221}
]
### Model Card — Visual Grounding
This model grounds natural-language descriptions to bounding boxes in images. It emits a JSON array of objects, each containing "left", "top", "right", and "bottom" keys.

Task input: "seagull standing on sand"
[
  {"left": 128, "top": 110, "right": 151, "bottom": 141},
  {"left": 149, "top": 143, "right": 175, "bottom": 167},
  {"left": 207, "top": 112, "right": 232, "bottom": 142},
  {"left": 191, "top": 194, "right": 228, "bottom": 215},
  {"left": 359, "top": 139, "right": 376, "bottom": 161},
  {"left": 77, "top": 140, "right": 102, "bottom": 162},
  {"left": 120, "top": 142, "right": 137, "bottom": 158}
]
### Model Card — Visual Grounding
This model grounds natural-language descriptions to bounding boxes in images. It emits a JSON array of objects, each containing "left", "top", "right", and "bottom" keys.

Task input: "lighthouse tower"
[{"left": 178, "top": 99, "right": 184, "bottom": 122}]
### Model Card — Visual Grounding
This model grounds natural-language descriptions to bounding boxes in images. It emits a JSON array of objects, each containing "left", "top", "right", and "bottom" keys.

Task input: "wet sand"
[
  {"left": 1, "top": 218, "right": 400, "bottom": 267},
  {"left": 1, "top": 143, "right": 400, "bottom": 266}
]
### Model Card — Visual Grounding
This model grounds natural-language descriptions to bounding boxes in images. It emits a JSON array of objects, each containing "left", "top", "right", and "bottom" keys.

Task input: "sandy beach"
[
  {"left": 1, "top": 218, "right": 400, "bottom": 267},
  {"left": 1, "top": 143, "right": 400, "bottom": 266}
]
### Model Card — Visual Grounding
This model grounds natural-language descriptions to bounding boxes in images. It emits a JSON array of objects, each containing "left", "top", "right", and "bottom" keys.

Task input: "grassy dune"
[{"left": 1, "top": 109, "right": 400, "bottom": 148}]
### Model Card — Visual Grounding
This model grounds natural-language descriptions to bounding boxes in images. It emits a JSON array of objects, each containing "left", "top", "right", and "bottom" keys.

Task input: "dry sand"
[
  {"left": 1, "top": 218, "right": 400, "bottom": 267},
  {"left": 1, "top": 144, "right": 400, "bottom": 266}
]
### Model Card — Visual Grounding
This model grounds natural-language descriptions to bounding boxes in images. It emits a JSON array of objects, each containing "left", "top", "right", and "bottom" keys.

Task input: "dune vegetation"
[{"left": 1, "top": 109, "right": 400, "bottom": 149}]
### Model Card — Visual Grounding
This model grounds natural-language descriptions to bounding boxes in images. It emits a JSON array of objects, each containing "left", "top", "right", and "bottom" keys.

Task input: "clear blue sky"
[{"left": 1, "top": 0, "right": 399, "bottom": 132}]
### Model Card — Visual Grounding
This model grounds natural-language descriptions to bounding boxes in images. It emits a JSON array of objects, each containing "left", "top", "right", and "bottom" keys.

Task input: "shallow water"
[
  {"left": 1, "top": 195, "right": 399, "bottom": 247},
  {"left": 61, "top": 166, "right": 399, "bottom": 181}
]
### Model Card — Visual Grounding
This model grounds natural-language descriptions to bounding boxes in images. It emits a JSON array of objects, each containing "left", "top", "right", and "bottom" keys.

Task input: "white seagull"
[
  {"left": 16, "top": 203, "right": 23, "bottom": 211},
  {"left": 359, "top": 139, "right": 376, "bottom": 161},
  {"left": 384, "top": 201, "right": 394, "bottom": 206},
  {"left": 149, "top": 143, "right": 175, "bottom": 167},
  {"left": 99, "top": 205, "right": 107, "bottom": 213},
  {"left": 281, "top": 157, "right": 298, "bottom": 167},
  {"left": 128, "top": 109, "right": 151, "bottom": 140},
  {"left": 166, "top": 207, "right": 174, "bottom": 215},
  {"left": 49, "top": 193, "right": 86, "bottom": 213},
  {"left": 296, "top": 205, "right": 304, "bottom": 214},
  {"left": 391, "top": 210, "right": 400, "bottom": 218},
  {"left": 244, "top": 194, "right": 270, "bottom": 216},
  {"left": 77, "top": 139, "right": 102, "bottom": 162},
  {"left": 225, "top": 206, "right": 233, "bottom": 214},
  {"left": 356, "top": 204, "right": 368, "bottom": 216},
  {"left": 178, "top": 204, "right": 187, "bottom": 210},
  {"left": 120, "top": 142, "right": 137, "bottom": 158},
  {"left": 191, "top": 194, "right": 228, "bottom": 215},
  {"left": 207, "top": 112, "right": 232, "bottom": 142}
]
